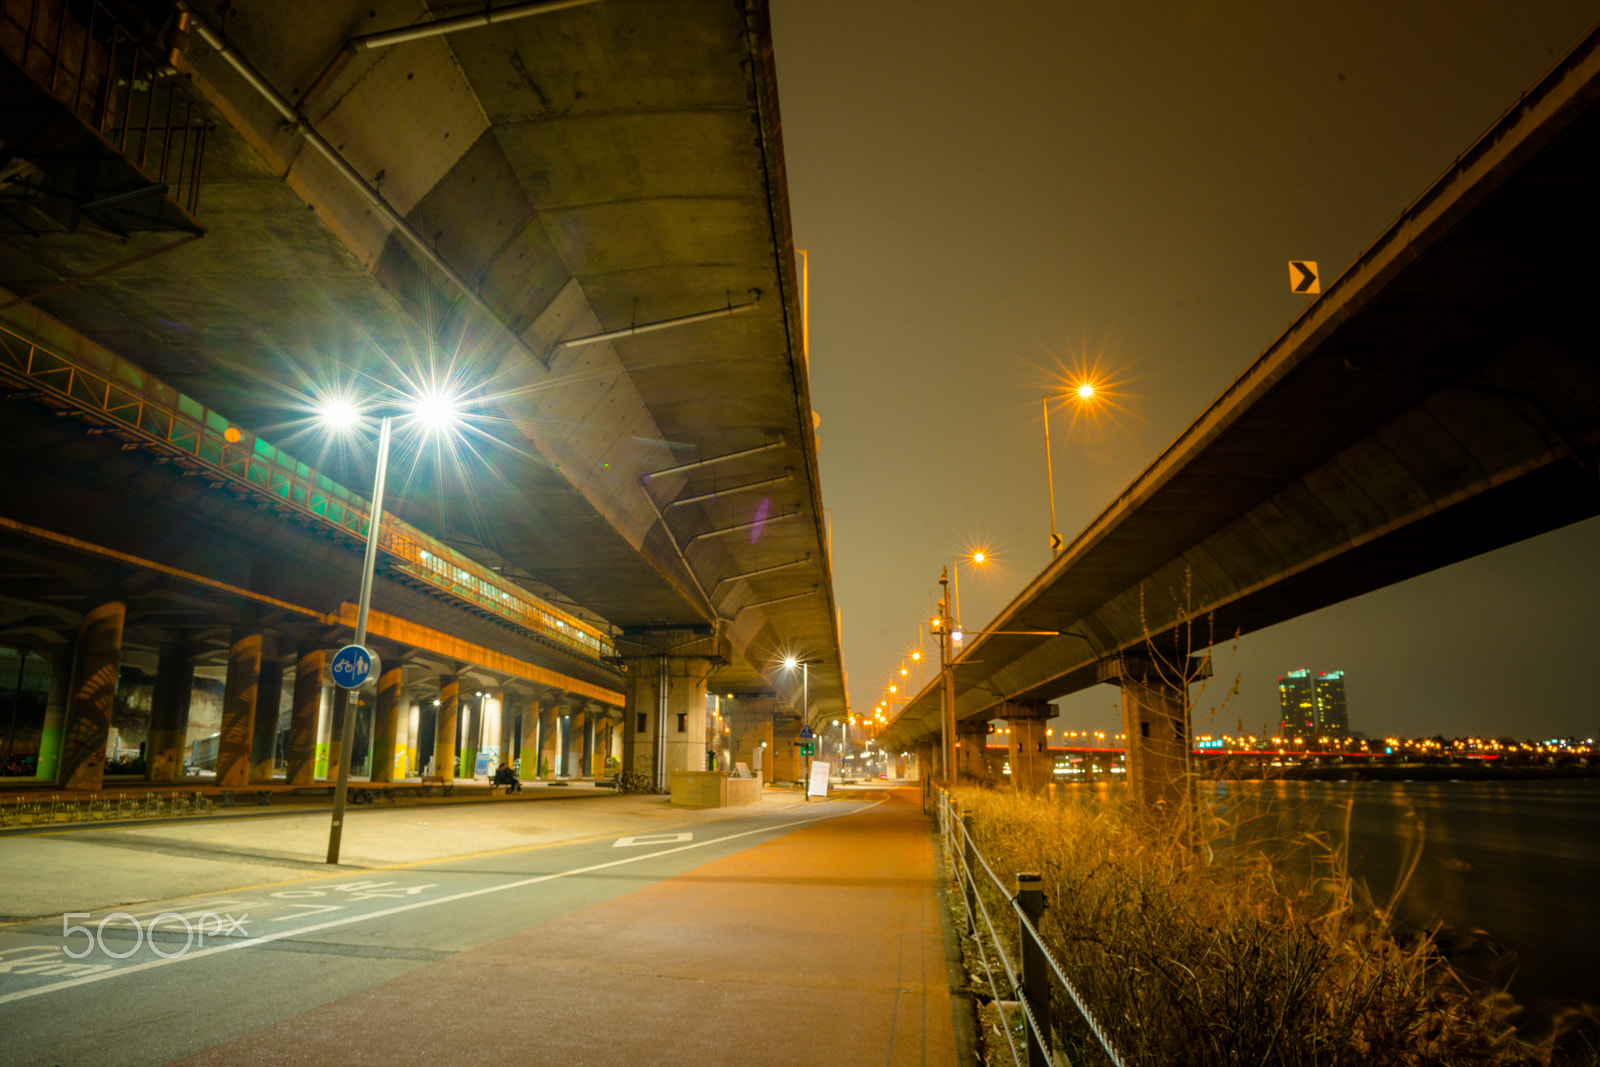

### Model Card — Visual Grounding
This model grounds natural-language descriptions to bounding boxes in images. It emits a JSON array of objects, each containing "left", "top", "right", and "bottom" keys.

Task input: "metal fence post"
[
  {"left": 960, "top": 808, "right": 978, "bottom": 935},
  {"left": 1017, "top": 871, "right": 1048, "bottom": 1067}
]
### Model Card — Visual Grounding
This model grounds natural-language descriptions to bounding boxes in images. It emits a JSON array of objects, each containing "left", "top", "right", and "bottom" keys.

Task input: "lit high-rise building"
[
  {"left": 1314, "top": 671, "right": 1348, "bottom": 736},
  {"left": 1278, "top": 668, "right": 1349, "bottom": 739}
]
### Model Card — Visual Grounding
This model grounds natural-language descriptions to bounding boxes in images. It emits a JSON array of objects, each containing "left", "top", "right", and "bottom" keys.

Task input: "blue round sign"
[{"left": 330, "top": 644, "right": 378, "bottom": 690}]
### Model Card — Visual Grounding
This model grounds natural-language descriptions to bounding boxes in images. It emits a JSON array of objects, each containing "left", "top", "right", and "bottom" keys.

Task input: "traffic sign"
[
  {"left": 798, "top": 724, "right": 814, "bottom": 739},
  {"left": 329, "top": 644, "right": 379, "bottom": 690},
  {"left": 1288, "top": 260, "right": 1320, "bottom": 294}
]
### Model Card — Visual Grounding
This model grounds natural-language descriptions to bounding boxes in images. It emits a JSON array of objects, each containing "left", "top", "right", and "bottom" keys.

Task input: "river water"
[{"left": 1200, "top": 778, "right": 1600, "bottom": 1011}]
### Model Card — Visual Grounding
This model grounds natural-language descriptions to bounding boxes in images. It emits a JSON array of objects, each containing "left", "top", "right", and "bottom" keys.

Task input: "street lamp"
[
  {"left": 929, "top": 566, "right": 1058, "bottom": 788},
  {"left": 319, "top": 389, "right": 459, "bottom": 864},
  {"left": 1042, "top": 379, "right": 1101, "bottom": 557}
]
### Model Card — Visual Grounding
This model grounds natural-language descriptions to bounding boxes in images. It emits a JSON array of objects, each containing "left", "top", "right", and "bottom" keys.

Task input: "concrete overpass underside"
[
  {"left": 0, "top": 0, "right": 843, "bottom": 765},
  {"left": 882, "top": 21, "right": 1600, "bottom": 755}
]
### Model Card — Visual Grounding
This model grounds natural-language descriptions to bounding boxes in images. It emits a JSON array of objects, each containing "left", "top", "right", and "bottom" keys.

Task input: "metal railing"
[
  {"left": 936, "top": 788, "right": 1128, "bottom": 1067},
  {"left": 0, "top": 306, "right": 615, "bottom": 661},
  {"left": 0, "top": 0, "right": 209, "bottom": 222},
  {"left": 0, "top": 791, "right": 214, "bottom": 826}
]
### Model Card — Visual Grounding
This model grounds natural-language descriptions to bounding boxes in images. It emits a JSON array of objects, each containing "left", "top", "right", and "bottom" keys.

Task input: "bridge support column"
[
  {"left": 580, "top": 706, "right": 596, "bottom": 777},
  {"left": 620, "top": 629, "right": 728, "bottom": 790},
  {"left": 286, "top": 648, "right": 323, "bottom": 786},
  {"left": 458, "top": 689, "right": 481, "bottom": 778},
  {"left": 518, "top": 694, "right": 541, "bottom": 780},
  {"left": 434, "top": 675, "right": 459, "bottom": 784},
  {"left": 955, "top": 720, "right": 993, "bottom": 785},
  {"left": 248, "top": 636, "right": 281, "bottom": 784},
  {"left": 1100, "top": 654, "right": 1190, "bottom": 814},
  {"left": 729, "top": 697, "right": 777, "bottom": 783},
  {"left": 58, "top": 601, "right": 126, "bottom": 790},
  {"left": 1000, "top": 700, "right": 1054, "bottom": 794},
  {"left": 216, "top": 631, "right": 261, "bottom": 788},
  {"left": 369, "top": 665, "right": 402, "bottom": 783},
  {"left": 537, "top": 700, "right": 560, "bottom": 778},
  {"left": 324, "top": 689, "right": 348, "bottom": 780},
  {"left": 915, "top": 740, "right": 935, "bottom": 783},
  {"left": 35, "top": 650, "right": 70, "bottom": 782},
  {"left": 146, "top": 642, "right": 193, "bottom": 783},
  {"left": 567, "top": 706, "right": 585, "bottom": 777},
  {"left": 406, "top": 700, "right": 422, "bottom": 776},
  {"left": 771, "top": 714, "right": 802, "bottom": 785},
  {"left": 495, "top": 690, "right": 514, "bottom": 772}
]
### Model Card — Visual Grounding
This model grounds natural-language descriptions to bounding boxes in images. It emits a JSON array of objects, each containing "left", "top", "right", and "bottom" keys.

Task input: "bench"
[{"left": 420, "top": 775, "right": 453, "bottom": 797}]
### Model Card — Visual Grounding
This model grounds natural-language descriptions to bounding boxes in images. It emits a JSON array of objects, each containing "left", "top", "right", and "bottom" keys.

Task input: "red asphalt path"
[{"left": 171, "top": 787, "right": 960, "bottom": 1066}]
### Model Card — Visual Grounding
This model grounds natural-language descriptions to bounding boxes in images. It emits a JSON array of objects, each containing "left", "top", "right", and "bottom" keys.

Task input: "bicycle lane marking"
[
  {"left": 0, "top": 799, "right": 880, "bottom": 1006},
  {"left": 0, "top": 877, "right": 455, "bottom": 998}
]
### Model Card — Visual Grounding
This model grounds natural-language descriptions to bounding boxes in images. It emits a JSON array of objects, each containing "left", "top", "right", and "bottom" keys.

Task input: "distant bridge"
[{"left": 879, "top": 21, "right": 1600, "bottom": 803}]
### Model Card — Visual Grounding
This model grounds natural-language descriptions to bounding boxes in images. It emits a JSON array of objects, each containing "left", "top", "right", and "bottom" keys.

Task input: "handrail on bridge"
[{"left": 0, "top": 305, "right": 615, "bottom": 661}]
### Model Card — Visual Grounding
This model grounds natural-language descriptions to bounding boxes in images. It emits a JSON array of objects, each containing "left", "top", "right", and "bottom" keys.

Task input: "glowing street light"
[
  {"left": 319, "top": 387, "right": 461, "bottom": 865},
  {"left": 1042, "top": 379, "right": 1102, "bottom": 557}
]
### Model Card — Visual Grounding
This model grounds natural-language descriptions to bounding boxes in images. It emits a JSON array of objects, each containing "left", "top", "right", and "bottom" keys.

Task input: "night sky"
[{"left": 770, "top": 2, "right": 1600, "bottom": 743}]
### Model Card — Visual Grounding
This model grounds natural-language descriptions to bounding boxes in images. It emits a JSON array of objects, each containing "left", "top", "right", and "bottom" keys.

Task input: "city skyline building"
[{"left": 1278, "top": 669, "right": 1350, "bottom": 739}]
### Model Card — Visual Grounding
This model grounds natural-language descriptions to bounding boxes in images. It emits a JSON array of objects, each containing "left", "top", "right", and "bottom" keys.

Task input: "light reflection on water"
[{"left": 1050, "top": 778, "right": 1600, "bottom": 1008}]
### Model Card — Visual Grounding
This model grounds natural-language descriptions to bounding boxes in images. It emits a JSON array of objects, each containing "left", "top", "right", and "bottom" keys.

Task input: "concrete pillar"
[
  {"left": 35, "top": 650, "right": 71, "bottom": 782},
  {"left": 915, "top": 740, "right": 935, "bottom": 783},
  {"left": 519, "top": 693, "right": 541, "bottom": 780},
  {"left": 405, "top": 700, "right": 421, "bottom": 776},
  {"left": 1000, "top": 700, "right": 1054, "bottom": 794},
  {"left": 249, "top": 636, "right": 282, "bottom": 784},
  {"left": 369, "top": 665, "right": 402, "bottom": 783},
  {"left": 57, "top": 601, "right": 126, "bottom": 790},
  {"left": 1100, "top": 654, "right": 1190, "bottom": 813},
  {"left": 415, "top": 697, "right": 434, "bottom": 776},
  {"left": 621, "top": 655, "right": 716, "bottom": 787},
  {"left": 215, "top": 631, "right": 261, "bottom": 788},
  {"left": 325, "top": 688, "right": 348, "bottom": 780},
  {"left": 458, "top": 687, "right": 482, "bottom": 778},
  {"left": 581, "top": 708, "right": 596, "bottom": 777},
  {"left": 729, "top": 697, "right": 777, "bottom": 783},
  {"left": 434, "top": 675, "right": 459, "bottom": 784},
  {"left": 538, "top": 699, "right": 560, "bottom": 778},
  {"left": 566, "top": 707, "right": 585, "bottom": 777},
  {"left": 495, "top": 689, "right": 513, "bottom": 771},
  {"left": 955, "top": 719, "right": 993, "bottom": 785},
  {"left": 771, "top": 714, "right": 803, "bottom": 785},
  {"left": 146, "top": 642, "right": 192, "bottom": 783},
  {"left": 286, "top": 648, "right": 324, "bottom": 786}
]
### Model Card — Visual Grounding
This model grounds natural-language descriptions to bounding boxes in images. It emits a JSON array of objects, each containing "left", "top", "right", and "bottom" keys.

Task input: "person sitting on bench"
[{"left": 492, "top": 763, "right": 521, "bottom": 793}]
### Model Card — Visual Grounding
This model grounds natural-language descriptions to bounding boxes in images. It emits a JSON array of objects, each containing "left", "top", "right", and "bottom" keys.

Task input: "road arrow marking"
[{"left": 613, "top": 832, "right": 692, "bottom": 848}]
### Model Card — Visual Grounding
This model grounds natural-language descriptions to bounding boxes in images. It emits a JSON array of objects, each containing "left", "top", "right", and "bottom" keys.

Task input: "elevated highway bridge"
[
  {"left": 0, "top": 0, "right": 841, "bottom": 790},
  {"left": 878, "top": 20, "right": 1600, "bottom": 804}
]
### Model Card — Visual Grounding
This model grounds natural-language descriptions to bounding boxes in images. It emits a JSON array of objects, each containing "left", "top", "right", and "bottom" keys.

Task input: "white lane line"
[{"left": 0, "top": 799, "right": 882, "bottom": 1005}]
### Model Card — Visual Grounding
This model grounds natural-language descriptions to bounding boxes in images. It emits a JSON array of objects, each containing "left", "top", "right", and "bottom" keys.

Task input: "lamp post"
[
  {"left": 320, "top": 390, "right": 457, "bottom": 864},
  {"left": 929, "top": 565, "right": 1059, "bottom": 789},
  {"left": 934, "top": 568, "right": 956, "bottom": 784},
  {"left": 781, "top": 655, "right": 813, "bottom": 785},
  {"left": 326, "top": 412, "right": 391, "bottom": 865},
  {"left": 1043, "top": 380, "right": 1099, "bottom": 558}
]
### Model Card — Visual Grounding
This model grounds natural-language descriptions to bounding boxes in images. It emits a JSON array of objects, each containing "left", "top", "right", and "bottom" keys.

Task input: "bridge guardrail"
[{"left": 936, "top": 788, "right": 1127, "bottom": 1067}]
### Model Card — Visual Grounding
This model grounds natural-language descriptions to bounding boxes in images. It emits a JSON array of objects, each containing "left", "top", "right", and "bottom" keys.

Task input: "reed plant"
[{"left": 950, "top": 785, "right": 1589, "bottom": 1067}]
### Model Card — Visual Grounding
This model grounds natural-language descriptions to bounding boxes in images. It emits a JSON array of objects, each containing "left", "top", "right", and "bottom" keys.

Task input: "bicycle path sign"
[{"left": 329, "top": 645, "right": 379, "bottom": 690}]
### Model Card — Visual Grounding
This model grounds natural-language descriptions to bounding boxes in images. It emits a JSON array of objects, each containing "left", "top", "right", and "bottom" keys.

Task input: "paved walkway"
[
  {"left": 1, "top": 783, "right": 964, "bottom": 1065},
  {"left": 157, "top": 786, "right": 958, "bottom": 1067}
]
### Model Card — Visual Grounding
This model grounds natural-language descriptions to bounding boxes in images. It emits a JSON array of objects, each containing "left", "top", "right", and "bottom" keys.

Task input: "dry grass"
[{"left": 950, "top": 786, "right": 1593, "bottom": 1067}]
